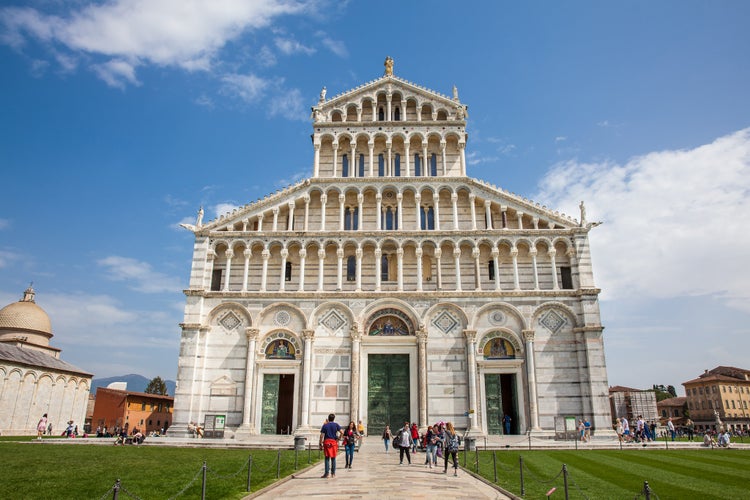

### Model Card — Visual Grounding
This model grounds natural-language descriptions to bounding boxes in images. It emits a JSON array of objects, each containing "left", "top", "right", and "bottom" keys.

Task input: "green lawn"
[
  {"left": 471, "top": 449, "right": 750, "bottom": 499},
  {"left": 0, "top": 439, "right": 320, "bottom": 500}
]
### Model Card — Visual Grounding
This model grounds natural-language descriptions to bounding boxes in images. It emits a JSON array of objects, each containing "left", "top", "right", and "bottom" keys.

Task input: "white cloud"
[
  {"left": 194, "top": 94, "right": 214, "bottom": 108},
  {"left": 274, "top": 36, "right": 315, "bottom": 55},
  {"left": 466, "top": 151, "right": 499, "bottom": 166},
  {"left": 554, "top": 136, "right": 567, "bottom": 142},
  {"left": 536, "top": 127, "right": 750, "bottom": 312},
  {"left": 97, "top": 255, "right": 183, "bottom": 293},
  {"left": 1, "top": 0, "right": 312, "bottom": 81},
  {"left": 213, "top": 202, "right": 240, "bottom": 219},
  {"left": 0, "top": 218, "right": 10, "bottom": 230},
  {"left": 91, "top": 58, "right": 140, "bottom": 88},
  {"left": 0, "top": 248, "right": 22, "bottom": 268},
  {"left": 269, "top": 88, "right": 306, "bottom": 120},
  {"left": 316, "top": 31, "right": 348, "bottom": 58},
  {"left": 221, "top": 73, "right": 270, "bottom": 103}
]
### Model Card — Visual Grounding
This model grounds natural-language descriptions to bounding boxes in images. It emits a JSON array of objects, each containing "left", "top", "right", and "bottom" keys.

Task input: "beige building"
[
  {"left": 173, "top": 59, "right": 611, "bottom": 439},
  {"left": 683, "top": 366, "right": 750, "bottom": 432},
  {"left": 0, "top": 286, "right": 92, "bottom": 435}
]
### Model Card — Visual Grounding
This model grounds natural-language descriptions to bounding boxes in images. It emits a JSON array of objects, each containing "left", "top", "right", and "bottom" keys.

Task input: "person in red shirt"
[{"left": 319, "top": 413, "right": 342, "bottom": 478}]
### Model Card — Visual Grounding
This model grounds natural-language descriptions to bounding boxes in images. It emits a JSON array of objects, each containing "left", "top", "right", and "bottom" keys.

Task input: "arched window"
[
  {"left": 414, "top": 154, "right": 421, "bottom": 176},
  {"left": 394, "top": 107, "right": 401, "bottom": 121},
  {"left": 347, "top": 255, "right": 356, "bottom": 281},
  {"left": 488, "top": 260, "right": 495, "bottom": 281},
  {"left": 342, "top": 154, "right": 349, "bottom": 177},
  {"left": 427, "top": 207, "right": 435, "bottom": 230},
  {"left": 285, "top": 262, "right": 292, "bottom": 281},
  {"left": 385, "top": 208, "right": 394, "bottom": 230},
  {"left": 381, "top": 254, "right": 390, "bottom": 281},
  {"left": 378, "top": 154, "right": 385, "bottom": 177},
  {"left": 431, "top": 153, "right": 437, "bottom": 176},
  {"left": 359, "top": 154, "right": 365, "bottom": 177},
  {"left": 422, "top": 255, "right": 432, "bottom": 281},
  {"left": 394, "top": 154, "right": 401, "bottom": 177},
  {"left": 378, "top": 107, "right": 385, "bottom": 121}
]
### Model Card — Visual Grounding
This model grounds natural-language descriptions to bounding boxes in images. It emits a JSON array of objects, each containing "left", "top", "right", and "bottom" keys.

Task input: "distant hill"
[{"left": 91, "top": 374, "right": 176, "bottom": 396}]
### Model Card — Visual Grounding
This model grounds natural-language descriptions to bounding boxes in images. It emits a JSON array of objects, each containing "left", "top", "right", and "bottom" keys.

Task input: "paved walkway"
[{"left": 245, "top": 438, "right": 512, "bottom": 499}]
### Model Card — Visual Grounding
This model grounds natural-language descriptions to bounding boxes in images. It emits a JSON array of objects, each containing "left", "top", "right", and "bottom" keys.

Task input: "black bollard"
[
  {"left": 493, "top": 450, "right": 498, "bottom": 483},
  {"left": 644, "top": 481, "right": 652, "bottom": 500},
  {"left": 277, "top": 449, "right": 282, "bottom": 478},
  {"left": 562, "top": 464, "right": 569, "bottom": 500},
  {"left": 519, "top": 456, "right": 525, "bottom": 497},
  {"left": 201, "top": 461, "right": 207, "bottom": 500},
  {"left": 246, "top": 456, "right": 253, "bottom": 492},
  {"left": 112, "top": 479, "right": 121, "bottom": 500}
]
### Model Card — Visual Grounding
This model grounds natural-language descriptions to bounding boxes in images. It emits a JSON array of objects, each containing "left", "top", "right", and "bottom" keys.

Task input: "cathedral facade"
[{"left": 173, "top": 60, "right": 611, "bottom": 439}]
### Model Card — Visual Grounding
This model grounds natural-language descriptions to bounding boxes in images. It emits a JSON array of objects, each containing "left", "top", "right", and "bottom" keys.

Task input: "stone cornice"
[
  {"left": 191, "top": 290, "right": 585, "bottom": 300},
  {"left": 573, "top": 325, "right": 605, "bottom": 333}
]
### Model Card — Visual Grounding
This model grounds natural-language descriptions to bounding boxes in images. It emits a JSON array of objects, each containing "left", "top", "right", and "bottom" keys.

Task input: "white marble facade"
[{"left": 173, "top": 60, "right": 611, "bottom": 439}]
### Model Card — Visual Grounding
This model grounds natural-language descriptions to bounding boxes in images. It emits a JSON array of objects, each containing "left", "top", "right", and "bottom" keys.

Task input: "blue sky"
[{"left": 1, "top": 1, "right": 749, "bottom": 393}]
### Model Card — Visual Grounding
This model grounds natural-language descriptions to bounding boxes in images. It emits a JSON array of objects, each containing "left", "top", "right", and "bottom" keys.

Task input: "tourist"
[
  {"left": 410, "top": 422, "right": 419, "bottom": 453},
  {"left": 718, "top": 430, "right": 731, "bottom": 448},
  {"left": 319, "top": 413, "right": 342, "bottom": 478},
  {"left": 396, "top": 421, "right": 413, "bottom": 465},
  {"left": 615, "top": 418, "right": 624, "bottom": 443},
  {"left": 342, "top": 421, "right": 360, "bottom": 469},
  {"left": 357, "top": 419, "right": 366, "bottom": 436},
  {"left": 503, "top": 414, "right": 512, "bottom": 435},
  {"left": 382, "top": 425, "right": 392, "bottom": 453},
  {"left": 46, "top": 422, "right": 52, "bottom": 436},
  {"left": 578, "top": 419, "right": 585, "bottom": 441},
  {"left": 423, "top": 425, "right": 438, "bottom": 468},
  {"left": 36, "top": 413, "right": 48, "bottom": 440},
  {"left": 667, "top": 417, "right": 676, "bottom": 441},
  {"left": 442, "top": 422, "right": 461, "bottom": 476},
  {"left": 584, "top": 419, "right": 591, "bottom": 442},
  {"left": 621, "top": 416, "right": 631, "bottom": 442}
]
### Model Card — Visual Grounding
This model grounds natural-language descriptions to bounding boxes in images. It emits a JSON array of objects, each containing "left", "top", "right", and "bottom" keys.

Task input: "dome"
[{"left": 0, "top": 286, "right": 53, "bottom": 339}]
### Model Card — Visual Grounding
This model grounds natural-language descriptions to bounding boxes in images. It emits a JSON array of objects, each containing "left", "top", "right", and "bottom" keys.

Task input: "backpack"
[{"left": 446, "top": 433, "right": 460, "bottom": 452}]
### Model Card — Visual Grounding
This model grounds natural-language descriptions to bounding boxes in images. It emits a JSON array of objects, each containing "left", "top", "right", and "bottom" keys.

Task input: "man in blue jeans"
[{"left": 319, "top": 413, "right": 342, "bottom": 478}]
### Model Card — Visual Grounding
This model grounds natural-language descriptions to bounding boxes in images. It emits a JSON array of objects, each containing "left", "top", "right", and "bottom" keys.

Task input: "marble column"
[
  {"left": 375, "top": 247, "right": 382, "bottom": 291},
  {"left": 287, "top": 201, "right": 296, "bottom": 231},
  {"left": 530, "top": 249, "right": 539, "bottom": 290},
  {"left": 317, "top": 248, "right": 326, "bottom": 291},
  {"left": 472, "top": 247, "right": 481, "bottom": 291},
  {"left": 223, "top": 249, "right": 233, "bottom": 292},
  {"left": 313, "top": 144, "right": 320, "bottom": 177},
  {"left": 368, "top": 142, "right": 375, "bottom": 177},
  {"left": 320, "top": 194, "right": 327, "bottom": 231},
  {"left": 396, "top": 192, "right": 403, "bottom": 230},
  {"left": 404, "top": 144, "right": 411, "bottom": 176},
  {"left": 454, "top": 247, "right": 462, "bottom": 291},
  {"left": 279, "top": 247, "right": 288, "bottom": 291},
  {"left": 357, "top": 193, "right": 364, "bottom": 231},
  {"left": 435, "top": 248, "right": 443, "bottom": 290},
  {"left": 523, "top": 330, "right": 541, "bottom": 431},
  {"left": 336, "top": 246, "right": 344, "bottom": 290},
  {"left": 484, "top": 200, "right": 493, "bottom": 230},
  {"left": 451, "top": 193, "right": 459, "bottom": 230},
  {"left": 236, "top": 327, "right": 259, "bottom": 437},
  {"left": 339, "top": 194, "right": 346, "bottom": 231},
  {"left": 350, "top": 326, "right": 361, "bottom": 426},
  {"left": 491, "top": 248, "right": 501, "bottom": 291},
  {"left": 417, "top": 328, "right": 428, "bottom": 429},
  {"left": 415, "top": 247, "right": 423, "bottom": 292},
  {"left": 260, "top": 248, "right": 270, "bottom": 292},
  {"left": 298, "top": 248, "right": 306, "bottom": 292},
  {"left": 440, "top": 142, "right": 447, "bottom": 175},
  {"left": 459, "top": 142, "right": 466, "bottom": 176},
  {"left": 511, "top": 248, "right": 520, "bottom": 290},
  {"left": 415, "top": 193, "right": 422, "bottom": 230},
  {"left": 242, "top": 248, "right": 252, "bottom": 291},
  {"left": 355, "top": 247, "right": 363, "bottom": 291},
  {"left": 272, "top": 207, "right": 279, "bottom": 232},
  {"left": 549, "top": 249, "right": 559, "bottom": 290},
  {"left": 469, "top": 194, "right": 477, "bottom": 230},
  {"left": 434, "top": 193, "right": 441, "bottom": 230},
  {"left": 396, "top": 247, "right": 404, "bottom": 291},
  {"left": 463, "top": 329, "right": 478, "bottom": 434},
  {"left": 257, "top": 213, "right": 264, "bottom": 232},
  {"left": 376, "top": 193, "right": 382, "bottom": 230},
  {"left": 298, "top": 329, "right": 315, "bottom": 431},
  {"left": 332, "top": 142, "right": 338, "bottom": 177}
]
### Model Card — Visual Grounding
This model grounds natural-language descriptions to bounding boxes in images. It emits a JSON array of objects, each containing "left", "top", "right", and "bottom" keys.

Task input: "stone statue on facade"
[
  {"left": 384, "top": 56, "right": 394, "bottom": 76},
  {"left": 196, "top": 206, "right": 204, "bottom": 227},
  {"left": 453, "top": 85, "right": 459, "bottom": 101},
  {"left": 319, "top": 86, "right": 326, "bottom": 102},
  {"left": 579, "top": 201, "right": 587, "bottom": 227}
]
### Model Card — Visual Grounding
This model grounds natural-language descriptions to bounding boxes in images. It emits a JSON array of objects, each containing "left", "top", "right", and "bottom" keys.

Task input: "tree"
[
  {"left": 145, "top": 376, "right": 168, "bottom": 395},
  {"left": 667, "top": 385, "right": 677, "bottom": 398},
  {"left": 652, "top": 384, "right": 673, "bottom": 402}
]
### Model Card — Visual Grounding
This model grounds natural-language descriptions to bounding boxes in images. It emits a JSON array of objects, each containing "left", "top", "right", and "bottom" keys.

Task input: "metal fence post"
[
  {"left": 493, "top": 450, "right": 497, "bottom": 483},
  {"left": 644, "top": 481, "right": 652, "bottom": 500},
  {"left": 475, "top": 445, "right": 479, "bottom": 473},
  {"left": 277, "top": 449, "right": 282, "bottom": 478},
  {"left": 562, "top": 464, "right": 569, "bottom": 500},
  {"left": 246, "top": 455, "right": 253, "bottom": 492},
  {"left": 201, "top": 461, "right": 207, "bottom": 500},
  {"left": 295, "top": 447, "right": 299, "bottom": 469},
  {"left": 519, "top": 456, "right": 525, "bottom": 497},
  {"left": 308, "top": 442, "right": 312, "bottom": 464},
  {"left": 112, "top": 479, "right": 120, "bottom": 500}
]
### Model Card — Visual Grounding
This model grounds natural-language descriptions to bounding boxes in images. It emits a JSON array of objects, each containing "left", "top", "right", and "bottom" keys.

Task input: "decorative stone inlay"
[
  {"left": 540, "top": 310, "right": 566, "bottom": 334},
  {"left": 433, "top": 310, "right": 459, "bottom": 335},
  {"left": 274, "top": 310, "right": 291, "bottom": 327},
  {"left": 219, "top": 311, "right": 241, "bottom": 331},
  {"left": 488, "top": 310, "right": 506, "bottom": 326},
  {"left": 320, "top": 309, "right": 347, "bottom": 332}
]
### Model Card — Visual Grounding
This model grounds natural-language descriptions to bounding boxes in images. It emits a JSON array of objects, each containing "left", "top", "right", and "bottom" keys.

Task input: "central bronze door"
[
  {"left": 367, "top": 354, "right": 410, "bottom": 433},
  {"left": 485, "top": 373, "right": 518, "bottom": 435}
]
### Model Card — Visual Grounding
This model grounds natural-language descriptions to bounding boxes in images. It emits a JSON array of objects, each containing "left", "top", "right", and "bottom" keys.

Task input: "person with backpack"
[
  {"left": 442, "top": 421, "right": 461, "bottom": 476},
  {"left": 396, "top": 421, "right": 413, "bottom": 464},
  {"left": 341, "top": 421, "right": 360, "bottom": 469}
]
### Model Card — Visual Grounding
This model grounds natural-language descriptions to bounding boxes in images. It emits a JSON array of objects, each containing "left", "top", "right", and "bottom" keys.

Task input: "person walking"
[
  {"left": 410, "top": 422, "right": 419, "bottom": 453},
  {"left": 342, "top": 421, "right": 360, "bottom": 470},
  {"left": 36, "top": 414, "right": 48, "bottom": 440},
  {"left": 442, "top": 422, "right": 461, "bottom": 476},
  {"left": 319, "top": 413, "right": 342, "bottom": 478},
  {"left": 382, "top": 425, "right": 392, "bottom": 453},
  {"left": 423, "top": 425, "right": 438, "bottom": 468},
  {"left": 502, "top": 414, "right": 511, "bottom": 435},
  {"left": 396, "top": 421, "right": 413, "bottom": 465}
]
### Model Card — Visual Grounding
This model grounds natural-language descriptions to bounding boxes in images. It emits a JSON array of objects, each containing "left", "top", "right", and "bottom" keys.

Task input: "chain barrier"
[
  {"left": 206, "top": 456, "right": 251, "bottom": 479},
  {"left": 118, "top": 484, "right": 144, "bottom": 500},
  {"left": 522, "top": 461, "right": 565, "bottom": 485},
  {"left": 166, "top": 464, "right": 205, "bottom": 500},
  {"left": 250, "top": 450, "right": 282, "bottom": 474},
  {"left": 567, "top": 470, "right": 592, "bottom": 500},
  {"left": 97, "top": 481, "right": 118, "bottom": 500}
]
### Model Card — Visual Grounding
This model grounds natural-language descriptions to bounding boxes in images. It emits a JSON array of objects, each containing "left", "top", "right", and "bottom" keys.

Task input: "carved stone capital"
[
  {"left": 245, "top": 328, "right": 260, "bottom": 340},
  {"left": 298, "top": 248, "right": 307, "bottom": 258},
  {"left": 522, "top": 329, "right": 535, "bottom": 343},
  {"left": 302, "top": 329, "right": 315, "bottom": 341},
  {"left": 318, "top": 249, "right": 326, "bottom": 259},
  {"left": 225, "top": 249, "right": 234, "bottom": 259},
  {"left": 463, "top": 329, "right": 477, "bottom": 342}
]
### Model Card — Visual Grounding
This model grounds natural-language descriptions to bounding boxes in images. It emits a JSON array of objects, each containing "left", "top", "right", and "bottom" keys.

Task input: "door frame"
[
  {"left": 254, "top": 362, "right": 301, "bottom": 434},
  {"left": 477, "top": 360, "right": 527, "bottom": 435},
  {"left": 359, "top": 339, "right": 418, "bottom": 431}
]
